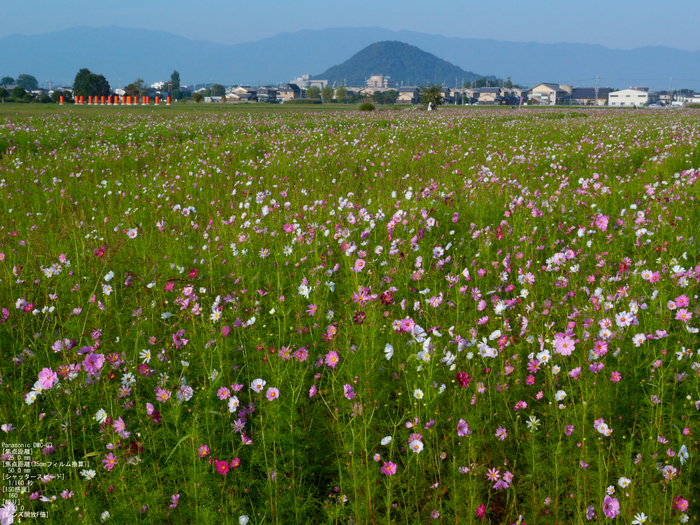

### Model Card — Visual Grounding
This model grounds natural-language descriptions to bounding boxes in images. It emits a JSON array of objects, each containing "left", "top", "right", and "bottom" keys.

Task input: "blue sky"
[{"left": 3, "top": 0, "right": 700, "bottom": 51}]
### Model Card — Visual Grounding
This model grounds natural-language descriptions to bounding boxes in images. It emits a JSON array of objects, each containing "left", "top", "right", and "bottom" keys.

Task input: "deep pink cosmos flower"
[
  {"left": 456, "top": 371, "right": 470, "bottom": 388},
  {"left": 215, "top": 459, "right": 229, "bottom": 475}
]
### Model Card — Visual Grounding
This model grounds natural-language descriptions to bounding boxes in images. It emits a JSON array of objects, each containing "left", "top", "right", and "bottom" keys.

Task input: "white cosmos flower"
[
  {"left": 384, "top": 343, "right": 394, "bottom": 360},
  {"left": 381, "top": 436, "right": 392, "bottom": 446},
  {"left": 413, "top": 389, "right": 424, "bottom": 400},
  {"left": 409, "top": 439, "right": 424, "bottom": 453},
  {"left": 251, "top": 378, "right": 266, "bottom": 393},
  {"left": 95, "top": 409, "right": 107, "bottom": 424}
]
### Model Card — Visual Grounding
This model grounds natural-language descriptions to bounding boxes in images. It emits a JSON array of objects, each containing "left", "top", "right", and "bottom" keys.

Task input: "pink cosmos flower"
[
  {"left": 602, "top": 495, "right": 619, "bottom": 518},
  {"left": 675, "top": 309, "right": 692, "bottom": 323},
  {"left": 595, "top": 214, "right": 610, "bottom": 231},
  {"left": 457, "top": 419, "right": 472, "bottom": 437},
  {"left": 82, "top": 353, "right": 105, "bottom": 374},
  {"left": 324, "top": 350, "right": 339, "bottom": 368},
  {"left": 230, "top": 457, "right": 241, "bottom": 469},
  {"left": 197, "top": 445, "right": 210, "bottom": 458},
  {"left": 675, "top": 294, "right": 690, "bottom": 307},
  {"left": 37, "top": 368, "right": 58, "bottom": 390},
  {"left": 103, "top": 452, "right": 118, "bottom": 471},
  {"left": 173, "top": 329, "right": 188, "bottom": 348},
  {"left": 169, "top": 494, "right": 180, "bottom": 509},
  {"left": 113, "top": 417, "right": 126, "bottom": 433},
  {"left": 343, "top": 384, "right": 356, "bottom": 400},
  {"left": 217, "top": 387, "right": 230, "bottom": 400},
  {"left": 309, "top": 385, "right": 317, "bottom": 398},
  {"left": 476, "top": 504, "right": 486, "bottom": 518},
  {"left": 554, "top": 335, "right": 575, "bottom": 356},
  {"left": 381, "top": 461, "right": 397, "bottom": 476},
  {"left": 495, "top": 427, "right": 507, "bottom": 441},
  {"left": 610, "top": 371, "right": 621, "bottom": 382},
  {"left": 353, "top": 259, "right": 366, "bottom": 272},
  {"left": 266, "top": 387, "right": 279, "bottom": 401}
]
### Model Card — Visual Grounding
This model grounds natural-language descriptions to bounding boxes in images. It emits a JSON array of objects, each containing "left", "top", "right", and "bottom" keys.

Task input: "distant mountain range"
[
  {"left": 1, "top": 26, "right": 699, "bottom": 90},
  {"left": 314, "top": 41, "right": 494, "bottom": 87}
]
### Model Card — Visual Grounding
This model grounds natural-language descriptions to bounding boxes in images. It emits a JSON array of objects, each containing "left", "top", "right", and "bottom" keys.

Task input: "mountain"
[
  {"left": 314, "top": 41, "right": 492, "bottom": 87},
  {"left": 1, "top": 26, "right": 699, "bottom": 90}
]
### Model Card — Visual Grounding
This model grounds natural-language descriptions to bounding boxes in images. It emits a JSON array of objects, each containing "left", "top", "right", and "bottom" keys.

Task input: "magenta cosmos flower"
[
  {"left": 82, "top": 353, "right": 105, "bottom": 374},
  {"left": 102, "top": 452, "right": 118, "bottom": 471},
  {"left": 381, "top": 461, "right": 397, "bottom": 476},
  {"left": 603, "top": 495, "right": 620, "bottom": 518}
]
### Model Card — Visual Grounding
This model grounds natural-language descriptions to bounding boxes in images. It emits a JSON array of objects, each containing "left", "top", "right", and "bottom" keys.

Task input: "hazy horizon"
[{"left": 3, "top": 0, "right": 700, "bottom": 52}]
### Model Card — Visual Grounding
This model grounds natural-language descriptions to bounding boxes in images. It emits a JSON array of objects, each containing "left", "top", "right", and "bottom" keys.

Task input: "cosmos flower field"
[{"left": 0, "top": 107, "right": 699, "bottom": 524}]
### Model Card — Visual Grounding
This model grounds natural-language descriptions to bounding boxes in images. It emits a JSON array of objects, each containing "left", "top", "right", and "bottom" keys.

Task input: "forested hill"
[{"left": 314, "top": 41, "right": 493, "bottom": 87}]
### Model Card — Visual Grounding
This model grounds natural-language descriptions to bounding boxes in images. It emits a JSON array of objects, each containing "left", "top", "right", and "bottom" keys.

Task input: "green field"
[{"left": 0, "top": 105, "right": 698, "bottom": 524}]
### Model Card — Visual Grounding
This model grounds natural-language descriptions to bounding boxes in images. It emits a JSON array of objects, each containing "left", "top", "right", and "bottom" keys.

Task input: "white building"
[
  {"left": 151, "top": 81, "right": 165, "bottom": 90},
  {"left": 608, "top": 88, "right": 659, "bottom": 107}
]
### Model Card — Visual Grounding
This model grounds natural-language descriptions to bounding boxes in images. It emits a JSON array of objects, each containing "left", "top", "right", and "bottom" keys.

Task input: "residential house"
[
  {"left": 397, "top": 86, "right": 420, "bottom": 104},
  {"left": 529, "top": 83, "right": 570, "bottom": 105},
  {"left": 570, "top": 87, "right": 612, "bottom": 106},
  {"left": 256, "top": 86, "right": 277, "bottom": 102},
  {"left": 608, "top": 88, "right": 659, "bottom": 107},
  {"left": 476, "top": 87, "right": 501, "bottom": 105},
  {"left": 512, "top": 87, "right": 529, "bottom": 100},
  {"left": 277, "top": 84, "right": 302, "bottom": 102}
]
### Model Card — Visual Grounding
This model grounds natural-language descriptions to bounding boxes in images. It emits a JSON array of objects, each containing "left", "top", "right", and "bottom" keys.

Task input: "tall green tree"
[
  {"left": 211, "top": 84, "right": 225, "bottom": 96},
  {"left": 0, "top": 88, "right": 8, "bottom": 101},
  {"left": 12, "top": 86, "right": 26, "bottom": 100},
  {"left": 16, "top": 74, "right": 38, "bottom": 91},
  {"left": 1, "top": 76, "right": 14, "bottom": 86},
  {"left": 384, "top": 89, "right": 399, "bottom": 104},
  {"left": 419, "top": 84, "right": 443, "bottom": 107},
  {"left": 125, "top": 78, "right": 145, "bottom": 97},
  {"left": 321, "top": 86, "right": 334, "bottom": 103},
  {"left": 305, "top": 86, "right": 320, "bottom": 99},
  {"left": 73, "top": 68, "right": 111, "bottom": 97},
  {"left": 371, "top": 91, "right": 384, "bottom": 105},
  {"left": 171, "top": 70, "right": 181, "bottom": 92},
  {"left": 335, "top": 85, "right": 348, "bottom": 103}
]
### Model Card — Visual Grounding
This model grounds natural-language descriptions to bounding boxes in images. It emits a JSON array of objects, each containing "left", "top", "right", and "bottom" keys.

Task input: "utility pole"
[
  {"left": 669, "top": 77, "right": 673, "bottom": 105},
  {"left": 48, "top": 79, "right": 52, "bottom": 93},
  {"left": 594, "top": 76, "right": 599, "bottom": 107}
]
